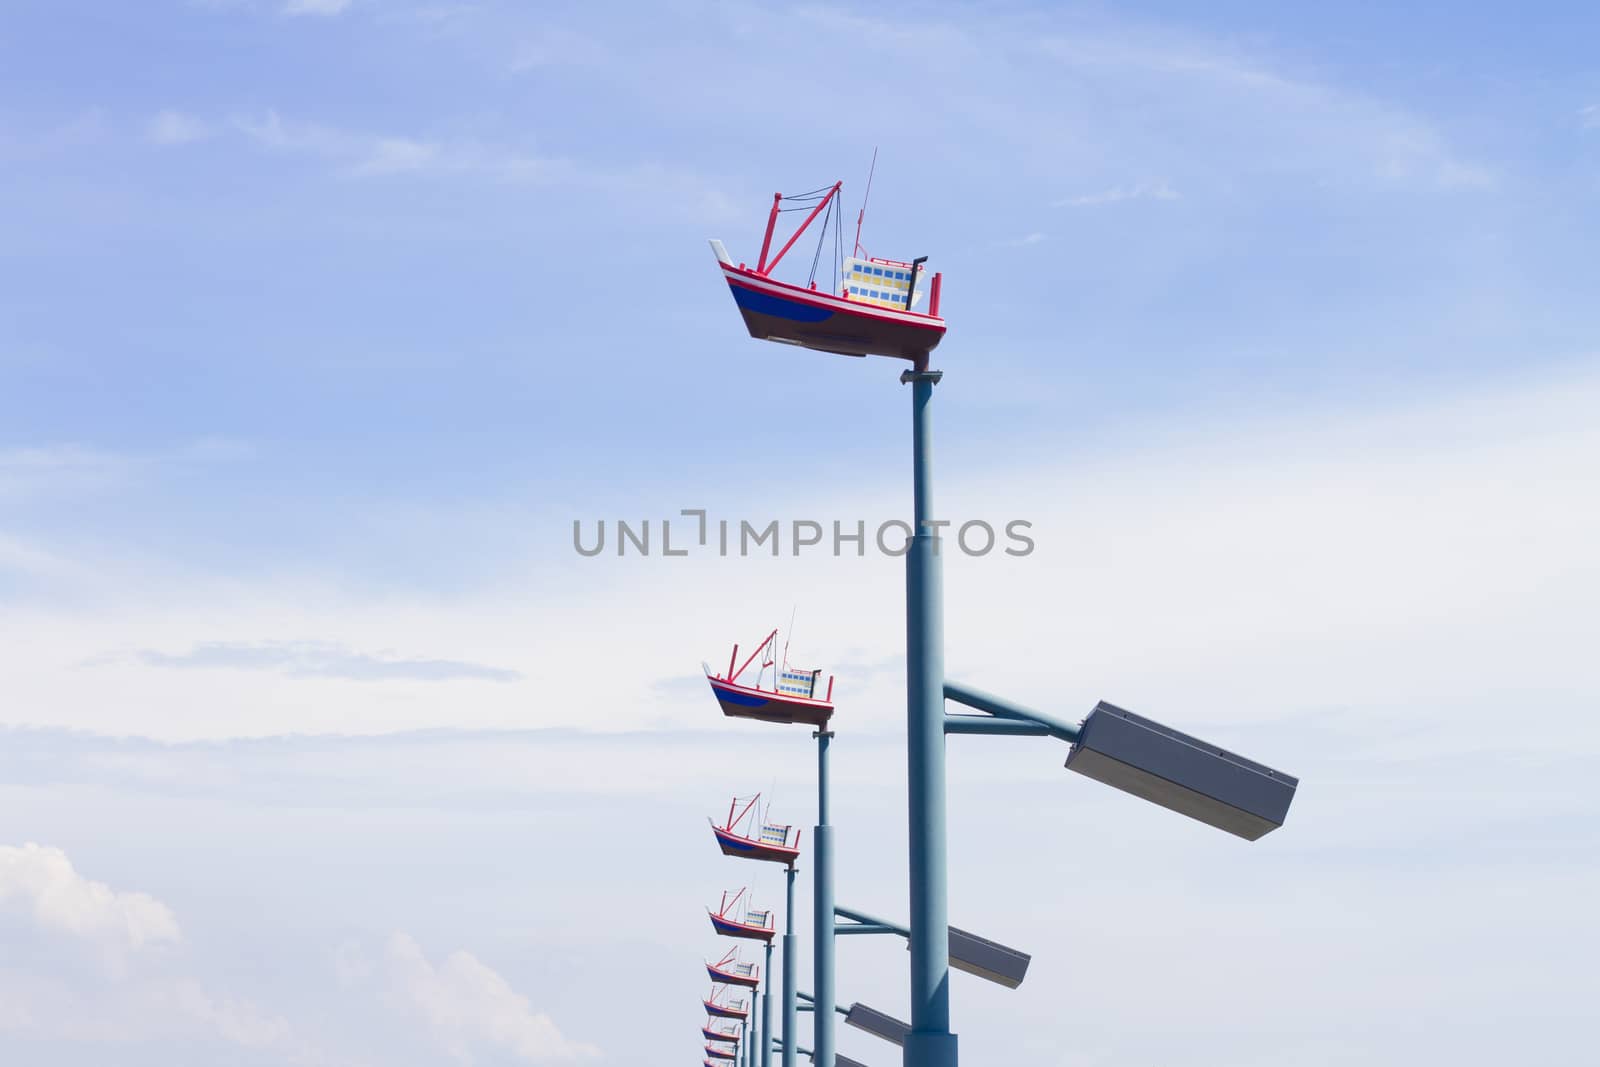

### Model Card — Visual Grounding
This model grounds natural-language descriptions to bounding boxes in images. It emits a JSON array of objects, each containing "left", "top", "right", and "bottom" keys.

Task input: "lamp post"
[
  {"left": 783, "top": 863, "right": 798, "bottom": 1067},
  {"left": 813, "top": 729, "right": 836, "bottom": 1067},
  {"left": 901, "top": 365, "right": 955, "bottom": 1067},
  {"left": 708, "top": 212, "right": 1299, "bottom": 1067},
  {"left": 763, "top": 938, "right": 775, "bottom": 1067}
]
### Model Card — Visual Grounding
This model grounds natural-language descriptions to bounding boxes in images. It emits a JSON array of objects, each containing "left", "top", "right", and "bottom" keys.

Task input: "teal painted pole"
[
  {"left": 813, "top": 729, "right": 836, "bottom": 1067},
  {"left": 783, "top": 864, "right": 798, "bottom": 1067},
  {"left": 903, "top": 367, "right": 957, "bottom": 1067},
  {"left": 763, "top": 939, "right": 774, "bottom": 1067}
]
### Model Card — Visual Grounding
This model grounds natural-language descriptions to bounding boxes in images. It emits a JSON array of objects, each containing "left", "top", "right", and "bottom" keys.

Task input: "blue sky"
[{"left": 2, "top": 1, "right": 1598, "bottom": 1065}]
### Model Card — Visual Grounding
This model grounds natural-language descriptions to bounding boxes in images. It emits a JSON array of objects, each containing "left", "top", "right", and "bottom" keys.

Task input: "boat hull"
[
  {"left": 704, "top": 1000, "right": 748, "bottom": 1021},
  {"left": 706, "top": 963, "right": 761, "bottom": 989},
  {"left": 711, "top": 823, "right": 800, "bottom": 866},
  {"left": 711, "top": 912, "right": 776, "bottom": 942},
  {"left": 719, "top": 264, "right": 944, "bottom": 362},
  {"left": 706, "top": 1048, "right": 738, "bottom": 1062},
  {"left": 708, "top": 676, "right": 833, "bottom": 728},
  {"left": 704, "top": 1028, "right": 741, "bottom": 1043}
]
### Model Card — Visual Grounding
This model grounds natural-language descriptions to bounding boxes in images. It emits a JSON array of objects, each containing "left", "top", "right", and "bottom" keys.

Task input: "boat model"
[
  {"left": 706, "top": 1046, "right": 739, "bottom": 1063},
  {"left": 710, "top": 164, "right": 945, "bottom": 364},
  {"left": 710, "top": 793, "right": 801, "bottom": 866},
  {"left": 703, "top": 990, "right": 749, "bottom": 1021},
  {"left": 705, "top": 628, "right": 834, "bottom": 727},
  {"left": 704, "top": 1022, "right": 742, "bottom": 1044},
  {"left": 709, "top": 887, "right": 775, "bottom": 943},
  {"left": 705, "top": 947, "right": 761, "bottom": 989}
]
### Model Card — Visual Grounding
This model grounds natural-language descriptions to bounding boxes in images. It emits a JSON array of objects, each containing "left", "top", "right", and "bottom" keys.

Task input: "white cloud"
[
  {"left": 146, "top": 109, "right": 212, "bottom": 145},
  {"left": 1582, "top": 104, "right": 1599, "bottom": 129},
  {"left": 136, "top": 639, "right": 522, "bottom": 682},
  {"left": 383, "top": 933, "right": 599, "bottom": 1063},
  {"left": 0, "top": 843, "right": 180, "bottom": 954},
  {"left": 171, "top": 979, "right": 294, "bottom": 1048},
  {"left": 0, "top": 439, "right": 251, "bottom": 496},
  {"left": 4, "top": 363, "right": 1600, "bottom": 749},
  {"left": 231, "top": 110, "right": 549, "bottom": 180},
  {"left": 0, "top": 844, "right": 341, "bottom": 1060},
  {"left": 284, "top": 0, "right": 352, "bottom": 15},
  {"left": 1054, "top": 181, "right": 1180, "bottom": 207},
  {"left": 1003, "top": 231, "right": 1047, "bottom": 246}
]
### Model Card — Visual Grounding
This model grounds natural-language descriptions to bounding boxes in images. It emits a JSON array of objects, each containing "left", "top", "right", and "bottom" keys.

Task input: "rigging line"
[
  {"left": 833, "top": 187, "right": 843, "bottom": 292},
  {"left": 807, "top": 195, "right": 835, "bottom": 286}
]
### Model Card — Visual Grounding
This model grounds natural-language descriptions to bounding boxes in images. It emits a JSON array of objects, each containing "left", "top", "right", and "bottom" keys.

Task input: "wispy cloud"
[
  {"left": 508, "top": 29, "right": 613, "bottom": 73},
  {"left": 229, "top": 110, "right": 563, "bottom": 180},
  {"left": 136, "top": 640, "right": 522, "bottom": 682},
  {"left": 0, "top": 439, "right": 252, "bottom": 495},
  {"left": 147, "top": 108, "right": 738, "bottom": 220},
  {"left": 234, "top": 111, "right": 447, "bottom": 176},
  {"left": 284, "top": 0, "right": 352, "bottom": 15},
  {"left": 1582, "top": 104, "right": 1599, "bottom": 130},
  {"left": 146, "top": 110, "right": 213, "bottom": 145},
  {"left": 1054, "top": 181, "right": 1180, "bottom": 207},
  {"left": 1002, "top": 231, "right": 1048, "bottom": 246}
]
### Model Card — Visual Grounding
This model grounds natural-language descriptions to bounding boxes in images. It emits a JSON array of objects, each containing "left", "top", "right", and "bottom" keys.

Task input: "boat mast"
[
  {"left": 758, "top": 184, "right": 841, "bottom": 278},
  {"left": 852, "top": 147, "right": 878, "bottom": 259}
]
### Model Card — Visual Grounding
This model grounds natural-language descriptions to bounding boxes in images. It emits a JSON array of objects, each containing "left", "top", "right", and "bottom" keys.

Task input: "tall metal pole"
[
  {"left": 813, "top": 729, "right": 836, "bottom": 1067},
  {"left": 762, "top": 939, "right": 775, "bottom": 1067},
  {"left": 782, "top": 864, "right": 799, "bottom": 1067},
  {"left": 903, "top": 367, "right": 956, "bottom": 1067}
]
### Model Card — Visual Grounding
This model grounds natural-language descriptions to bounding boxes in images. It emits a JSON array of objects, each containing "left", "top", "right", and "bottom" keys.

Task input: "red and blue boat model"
[
  {"left": 704, "top": 1021, "right": 742, "bottom": 1044},
  {"left": 705, "top": 628, "right": 834, "bottom": 727},
  {"left": 703, "top": 989, "right": 749, "bottom": 1021},
  {"left": 706, "top": 1046, "right": 738, "bottom": 1063},
  {"left": 710, "top": 793, "right": 801, "bottom": 866},
  {"left": 710, "top": 164, "right": 945, "bottom": 365},
  {"left": 709, "top": 887, "right": 775, "bottom": 943},
  {"left": 705, "top": 948, "right": 761, "bottom": 989}
]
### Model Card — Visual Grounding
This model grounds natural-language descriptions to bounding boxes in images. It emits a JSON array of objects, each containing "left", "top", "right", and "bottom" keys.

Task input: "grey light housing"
[
  {"left": 1065, "top": 702, "right": 1297, "bottom": 841},
  {"left": 899, "top": 926, "right": 1031, "bottom": 988},
  {"left": 948, "top": 925, "right": 1030, "bottom": 988},
  {"left": 843, "top": 1003, "right": 910, "bottom": 1047}
]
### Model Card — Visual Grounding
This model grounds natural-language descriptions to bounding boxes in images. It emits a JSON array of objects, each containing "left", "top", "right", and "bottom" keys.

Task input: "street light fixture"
[
  {"left": 943, "top": 683, "right": 1298, "bottom": 842},
  {"left": 833, "top": 906, "right": 1031, "bottom": 990},
  {"left": 1066, "top": 702, "right": 1297, "bottom": 841},
  {"left": 843, "top": 1003, "right": 911, "bottom": 1048}
]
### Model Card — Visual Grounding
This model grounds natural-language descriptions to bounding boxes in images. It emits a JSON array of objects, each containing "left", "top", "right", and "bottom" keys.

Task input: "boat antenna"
[
  {"left": 782, "top": 606, "right": 796, "bottom": 670},
  {"left": 852, "top": 146, "right": 878, "bottom": 259}
]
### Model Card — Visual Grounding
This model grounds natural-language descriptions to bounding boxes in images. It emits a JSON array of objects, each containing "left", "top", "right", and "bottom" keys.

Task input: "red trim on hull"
[
  {"left": 708, "top": 675, "right": 834, "bottom": 727},
  {"left": 703, "top": 1000, "right": 749, "bottom": 1020},
  {"left": 718, "top": 261, "right": 945, "bottom": 361},
  {"left": 706, "top": 962, "right": 761, "bottom": 988},
  {"left": 711, "top": 822, "right": 801, "bottom": 865},
  {"left": 710, "top": 910, "right": 777, "bottom": 942}
]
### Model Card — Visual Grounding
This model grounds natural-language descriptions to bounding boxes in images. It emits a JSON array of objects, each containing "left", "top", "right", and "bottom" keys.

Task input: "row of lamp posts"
[{"left": 701, "top": 324, "right": 1300, "bottom": 1067}]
